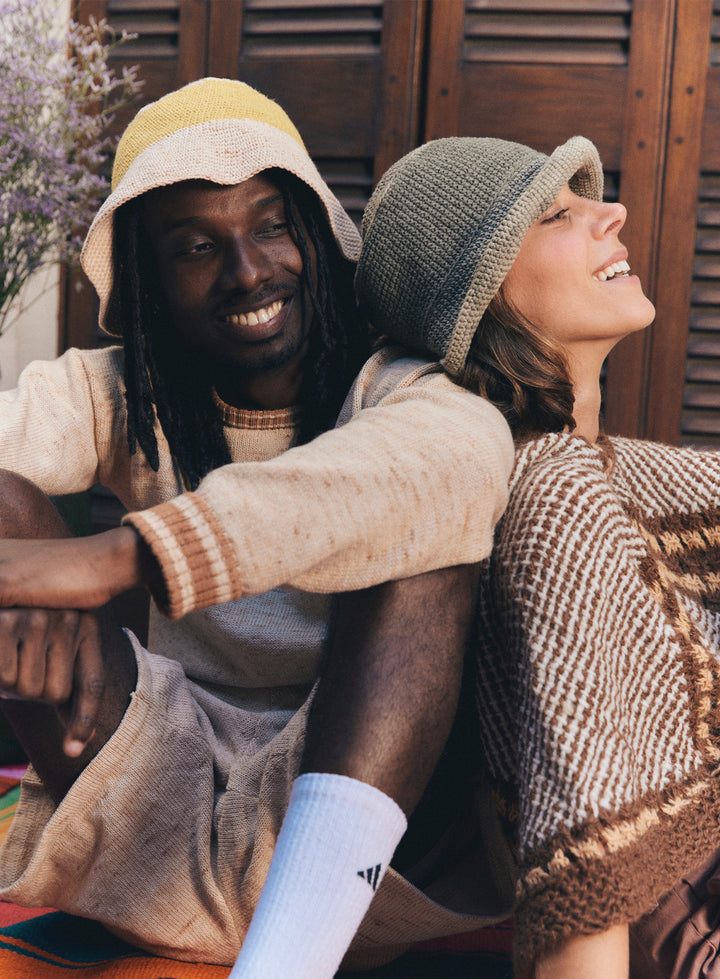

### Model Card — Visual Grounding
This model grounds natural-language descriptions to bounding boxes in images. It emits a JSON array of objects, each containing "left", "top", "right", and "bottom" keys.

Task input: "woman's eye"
[{"left": 541, "top": 208, "right": 568, "bottom": 224}]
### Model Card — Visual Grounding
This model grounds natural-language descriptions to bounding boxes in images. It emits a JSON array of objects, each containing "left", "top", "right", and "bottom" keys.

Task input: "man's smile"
[{"left": 220, "top": 298, "right": 285, "bottom": 327}]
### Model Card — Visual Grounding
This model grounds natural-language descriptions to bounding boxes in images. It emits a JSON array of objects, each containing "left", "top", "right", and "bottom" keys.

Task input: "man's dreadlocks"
[{"left": 106, "top": 172, "right": 368, "bottom": 491}]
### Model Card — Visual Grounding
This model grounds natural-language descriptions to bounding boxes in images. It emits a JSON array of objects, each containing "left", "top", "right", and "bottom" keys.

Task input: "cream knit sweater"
[
  {"left": 0, "top": 343, "right": 515, "bottom": 963},
  {"left": 1, "top": 345, "right": 512, "bottom": 607},
  {"left": 0, "top": 343, "right": 512, "bottom": 689}
]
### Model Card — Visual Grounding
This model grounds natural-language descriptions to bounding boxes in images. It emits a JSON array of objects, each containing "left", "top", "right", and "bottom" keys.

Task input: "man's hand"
[
  {"left": 0, "top": 607, "right": 104, "bottom": 757},
  {"left": 0, "top": 527, "right": 153, "bottom": 610}
]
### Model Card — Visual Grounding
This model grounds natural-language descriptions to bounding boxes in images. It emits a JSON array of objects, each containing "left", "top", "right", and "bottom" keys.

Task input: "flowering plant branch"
[{"left": 0, "top": 0, "right": 143, "bottom": 330}]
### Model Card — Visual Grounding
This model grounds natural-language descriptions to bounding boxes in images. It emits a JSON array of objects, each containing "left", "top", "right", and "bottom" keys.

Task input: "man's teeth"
[
  {"left": 223, "top": 299, "right": 284, "bottom": 326},
  {"left": 594, "top": 259, "right": 631, "bottom": 282}
]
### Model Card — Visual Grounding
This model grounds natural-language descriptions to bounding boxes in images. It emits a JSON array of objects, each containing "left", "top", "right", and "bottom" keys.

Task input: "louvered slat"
[
  {"left": 242, "top": 0, "right": 382, "bottom": 57},
  {"left": 314, "top": 158, "right": 373, "bottom": 226},
  {"left": 106, "top": 0, "right": 180, "bottom": 59},
  {"left": 681, "top": 172, "right": 720, "bottom": 447},
  {"left": 464, "top": 0, "right": 632, "bottom": 66},
  {"left": 709, "top": 0, "right": 720, "bottom": 66}
]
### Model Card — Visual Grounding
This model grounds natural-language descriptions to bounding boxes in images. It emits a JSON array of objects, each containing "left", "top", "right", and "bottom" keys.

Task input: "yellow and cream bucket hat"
[{"left": 81, "top": 77, "right": 361, "bottom": 331}]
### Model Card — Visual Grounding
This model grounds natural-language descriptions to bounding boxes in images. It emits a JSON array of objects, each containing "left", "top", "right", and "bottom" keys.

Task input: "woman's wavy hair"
[
  {"left": 461, "top": 288, "right": 576, "bottom": 438},
  {"left": 106, "top": 170, "right": 368, "bottom": 490}
]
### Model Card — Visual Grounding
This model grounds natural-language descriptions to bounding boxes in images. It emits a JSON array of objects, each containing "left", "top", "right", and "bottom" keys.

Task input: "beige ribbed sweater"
[{"left": 0, "top": 342, "right": 515, "bottom": 964}]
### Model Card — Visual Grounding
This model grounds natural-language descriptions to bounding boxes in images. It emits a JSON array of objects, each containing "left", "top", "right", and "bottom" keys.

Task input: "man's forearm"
[{"left": 0, "top": 525, "right": 163, "bottom": 611}]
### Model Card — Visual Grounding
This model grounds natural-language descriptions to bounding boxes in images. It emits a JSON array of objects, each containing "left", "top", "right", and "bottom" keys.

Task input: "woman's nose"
[{"left": 591, "top": 200, "right": 626, "bottom": 239}]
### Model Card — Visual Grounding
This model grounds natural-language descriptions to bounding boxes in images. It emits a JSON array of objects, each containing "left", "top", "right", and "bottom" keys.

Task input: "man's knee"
[{"left": 0, "top": 470, "right": 69, "bottom": 540}]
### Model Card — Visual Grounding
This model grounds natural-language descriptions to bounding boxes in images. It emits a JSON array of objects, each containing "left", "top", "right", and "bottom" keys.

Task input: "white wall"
[{"left": 0, "top": 268, "right": 60, "bottom": 391}]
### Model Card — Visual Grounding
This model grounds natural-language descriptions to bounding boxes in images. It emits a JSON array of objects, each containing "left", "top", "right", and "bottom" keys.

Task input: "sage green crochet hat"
[
  {"left": 82, "top": 77, "right": 360, "bottom": 333},
  {"left": 356, "top": 135, "right": 603, "bottom": 376}
]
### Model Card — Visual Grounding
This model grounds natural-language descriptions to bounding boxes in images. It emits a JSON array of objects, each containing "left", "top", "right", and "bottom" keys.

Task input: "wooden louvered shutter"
[
  {"left": 684, "top": 174, "right": 720, "bottom": 448},
  {"left": 203, "top": 0, "right": 425, "bottom": 222},
  {"left": 670, "top": 3, "right": 720, "bottom": 449}
]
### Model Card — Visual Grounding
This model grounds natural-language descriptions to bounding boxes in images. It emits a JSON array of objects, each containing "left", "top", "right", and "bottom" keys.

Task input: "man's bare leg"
[
  {"left": 0, "top": 470, "right": 137, "bottom": 803},
  {"left": 232, "top": 564, "right": 480, "bottom": 978},
  {"left": 301, "top": 563, "right": 480, "bottom": 813}
]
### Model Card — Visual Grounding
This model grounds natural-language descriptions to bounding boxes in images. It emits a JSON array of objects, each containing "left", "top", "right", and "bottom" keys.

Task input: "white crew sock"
[{"left": 229, "top": 772, "right": 408, "bottom": 978}]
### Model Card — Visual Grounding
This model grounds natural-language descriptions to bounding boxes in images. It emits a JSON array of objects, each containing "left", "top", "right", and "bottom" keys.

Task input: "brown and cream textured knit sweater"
[{"left": 475, "top": 432, "right": 720, "bottom": 973}]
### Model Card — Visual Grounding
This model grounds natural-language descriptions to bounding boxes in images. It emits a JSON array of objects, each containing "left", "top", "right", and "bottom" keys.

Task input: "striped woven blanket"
[{"left": 0, "top": 776, "right": 512, "bottom": 977}]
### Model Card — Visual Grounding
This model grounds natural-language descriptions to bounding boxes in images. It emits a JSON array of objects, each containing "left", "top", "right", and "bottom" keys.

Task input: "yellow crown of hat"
[{"left": 112, "top": 77, "right": 306, "bottom": 190}]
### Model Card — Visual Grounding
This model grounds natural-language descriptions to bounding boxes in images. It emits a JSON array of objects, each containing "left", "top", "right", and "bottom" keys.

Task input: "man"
[{"left": 0, "top": 79, "right": 514, "bottom": 975}]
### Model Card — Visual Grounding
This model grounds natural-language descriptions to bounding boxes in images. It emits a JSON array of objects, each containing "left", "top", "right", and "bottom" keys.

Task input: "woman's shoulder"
[
  {"left": 497, "top": 434, "right": 621, "bottom": 559},
  {"left": 510, "top": 432, "right": 609, "bottom": 492},
  {"left": 609, "top": 435, "right": 720, "bottom": 518},
  {"left": 509, "top": 431, "right": 720, "bottom": 522}
]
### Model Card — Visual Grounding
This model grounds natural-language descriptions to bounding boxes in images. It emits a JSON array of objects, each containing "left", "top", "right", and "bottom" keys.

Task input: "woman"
[{"left": 356, "top": 135, "right": 720, "bottom": 978}]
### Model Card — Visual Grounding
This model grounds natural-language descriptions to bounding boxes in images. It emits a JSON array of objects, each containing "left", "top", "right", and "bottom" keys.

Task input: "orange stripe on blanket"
[{"left": 0, "top": 948, "right": 231, "bottom": 977}]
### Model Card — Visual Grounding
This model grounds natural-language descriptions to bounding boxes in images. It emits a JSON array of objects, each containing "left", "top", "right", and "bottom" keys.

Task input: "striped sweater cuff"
[{"left": 123, "top": 493, "right": 243, "bottom": 619}]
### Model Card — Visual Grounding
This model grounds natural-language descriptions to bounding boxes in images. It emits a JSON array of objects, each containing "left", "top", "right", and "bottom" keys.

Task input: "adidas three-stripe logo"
[{"left": 357, "top": 864, "right": 382, "bottom": 891}]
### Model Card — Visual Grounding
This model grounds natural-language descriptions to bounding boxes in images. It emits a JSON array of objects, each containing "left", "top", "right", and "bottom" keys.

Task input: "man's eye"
[
  {"left": 259, "top": 220, "right": 288, "bottom": 237},
  {"left": 176, "top": 240, "right": 213, "bottom": 257}
]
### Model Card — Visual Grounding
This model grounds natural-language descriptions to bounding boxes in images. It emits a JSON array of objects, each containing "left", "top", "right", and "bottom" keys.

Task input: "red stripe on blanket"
[{"left": 0, "top": 903, "right": 57, "bottom": 926}]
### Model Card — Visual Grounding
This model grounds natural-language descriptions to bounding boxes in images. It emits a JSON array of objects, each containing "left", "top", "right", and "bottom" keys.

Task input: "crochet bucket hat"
[
  {"left": 355, "top": 135, "right": 603, "bottom": 376},
  {"left": 81, "top": 77, "right": 361, "bottom": 333}
]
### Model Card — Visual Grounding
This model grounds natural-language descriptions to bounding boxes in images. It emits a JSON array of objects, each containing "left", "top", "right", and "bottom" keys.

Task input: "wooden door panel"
[
  {"left": 645, "top": 0, "right": 713, "bottom": 444},
  {"left": 603, "top": 0, "right": 675, "bottom": 435},
  {"left": 207, "top": 0, "right": 425, "bottom": 213},
  {"left": 426, "top": 0, "right": 633, "bottom": 143},
  {"left": 701, "top": 69, "right": 720, "bottom": 169},
  {"left": 229, "top": 56, "right": 380, "bottom": 157},
  {"left": 449, "top": 63, "right": 627, "bottom": 164}
]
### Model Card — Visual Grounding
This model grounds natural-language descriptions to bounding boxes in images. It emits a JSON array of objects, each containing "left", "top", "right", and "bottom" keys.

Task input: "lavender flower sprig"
[{"left": 0, "top": 0, "right": 142, "bottom": 330}]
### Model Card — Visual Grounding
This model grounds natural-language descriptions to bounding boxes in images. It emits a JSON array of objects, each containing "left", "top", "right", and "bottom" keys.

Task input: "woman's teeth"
[
  {"left": 223, "top": 299, "right": 284, "bottom": 326},
  {"left": 594, "top": 259, "right": 631, "bottom": 282}
]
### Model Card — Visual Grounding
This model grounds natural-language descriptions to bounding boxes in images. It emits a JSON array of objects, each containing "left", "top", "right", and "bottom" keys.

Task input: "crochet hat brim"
[{"left": 82, "top": 102, "right": 360, "bottom": 334}]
